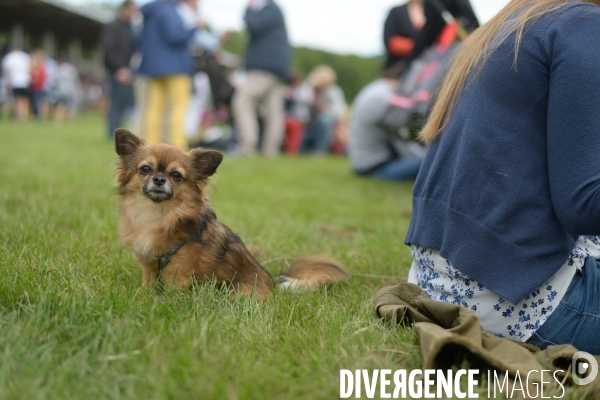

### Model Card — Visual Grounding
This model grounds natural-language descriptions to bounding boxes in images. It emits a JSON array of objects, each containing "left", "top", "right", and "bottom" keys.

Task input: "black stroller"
[
  {"left": 190, "top": 48, "right": 237, "bottom": 151},
  {"left": 380, "top": 0, "right": 480, "bottom": 138}
]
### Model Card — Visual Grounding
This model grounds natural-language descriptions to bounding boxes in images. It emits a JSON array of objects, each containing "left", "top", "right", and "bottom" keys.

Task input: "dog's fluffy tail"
[{"left": 275, "top": 256, "right": 349, "bottom": 292}]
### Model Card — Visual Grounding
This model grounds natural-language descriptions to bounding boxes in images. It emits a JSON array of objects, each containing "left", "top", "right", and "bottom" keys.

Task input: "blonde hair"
[
  {"left": 308, "top": 65, "right": 337, "bottom": 89},
  {"left": 419, "top": 0, "right": 600, "bottom": 145}
]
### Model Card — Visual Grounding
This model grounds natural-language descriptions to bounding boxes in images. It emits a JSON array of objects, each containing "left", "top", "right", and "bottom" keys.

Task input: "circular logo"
[{"left": 572, "top": 352, "right": 598, "bottom": 386}]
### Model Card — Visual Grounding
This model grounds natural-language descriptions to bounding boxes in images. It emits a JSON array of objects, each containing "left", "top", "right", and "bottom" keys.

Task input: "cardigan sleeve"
[{"left": 546, "top": 5, "right": 600, "bottom": 235}]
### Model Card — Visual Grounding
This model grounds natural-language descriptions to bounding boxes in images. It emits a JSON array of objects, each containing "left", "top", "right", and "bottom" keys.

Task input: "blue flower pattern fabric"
[{"left": 408, "top": 236, "right": 600, "bottom": 341}]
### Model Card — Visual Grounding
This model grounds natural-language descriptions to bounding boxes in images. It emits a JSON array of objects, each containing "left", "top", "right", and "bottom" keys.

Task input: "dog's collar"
[{"left": 157, "top": 241, "right": 186, "bottom": 285}]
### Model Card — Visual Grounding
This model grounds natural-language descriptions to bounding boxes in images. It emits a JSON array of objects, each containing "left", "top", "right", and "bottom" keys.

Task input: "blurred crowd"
[
  {"left": 348, "top": 0, "right": 479, "bottom": 181},
  {"left": 0, "top": 0, "right": 349, "bottom": 158},
  {"left": 100, "top": 0, "right": 349, "bottom": 157},
  {"left": 0, "top": 45, "right": 85, "bottom": 122},
  {"left": 1, "top": 0, "right": 479, "bottom": 180}
]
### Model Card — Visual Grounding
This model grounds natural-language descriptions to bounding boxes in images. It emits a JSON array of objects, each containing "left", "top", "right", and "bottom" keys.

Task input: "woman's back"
[{"left": 406, "top": 3, "right": 600, "bottom": 304}]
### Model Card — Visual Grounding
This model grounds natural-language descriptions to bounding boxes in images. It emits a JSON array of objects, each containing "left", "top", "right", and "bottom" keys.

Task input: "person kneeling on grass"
[
  {"left": 348, "top": 75, "right": 426, "bottom": 181},
  {"left": 405, "top": 0, "right": 600, "bottom": 355}
]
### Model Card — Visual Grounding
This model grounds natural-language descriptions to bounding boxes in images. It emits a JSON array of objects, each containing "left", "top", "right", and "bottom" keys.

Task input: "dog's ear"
[
  {"left": 189, "top": 149, "right": 223, "bottom": 178},
  {"left": 115, "top": 128, "right": 145, "bottom": 158}
]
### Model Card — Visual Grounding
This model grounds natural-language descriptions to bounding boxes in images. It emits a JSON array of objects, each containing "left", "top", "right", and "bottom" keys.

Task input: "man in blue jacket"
[
  {"left": 232, "top": 0, "right": 291, "bottom": 157},
  {"left": 138, "top": 0, "right": 201, "bottom": 150}
]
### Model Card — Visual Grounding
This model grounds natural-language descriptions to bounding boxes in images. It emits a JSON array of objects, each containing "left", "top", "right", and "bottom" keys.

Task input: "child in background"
[
  {"left": 54, "top": 57, "right": 81, "bottom": 122},
  {"left": 29, "top": 50, "right": 47, "bottom": 120}
]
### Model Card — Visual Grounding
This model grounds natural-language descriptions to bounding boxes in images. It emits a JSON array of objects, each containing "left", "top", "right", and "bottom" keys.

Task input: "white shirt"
[
  {"left": 176, "top": 2, "right": 220, "bottom": 53},
  {"left": 2, "top": 50, "right": 31, "bottom": 89},
  {"left": 176, "top": 2, "right": 197, "bottom": 30},
  {"left": 408, "top": 236, "right": 600, "bottom": 341}
]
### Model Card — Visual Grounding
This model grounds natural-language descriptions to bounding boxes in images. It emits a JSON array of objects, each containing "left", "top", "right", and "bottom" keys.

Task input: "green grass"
[
  {"left": 2, "top": 116, "right": 595, "bottom": 400},
  {"left": 0, "top": 116, "right": 420, "bottom": 399}
]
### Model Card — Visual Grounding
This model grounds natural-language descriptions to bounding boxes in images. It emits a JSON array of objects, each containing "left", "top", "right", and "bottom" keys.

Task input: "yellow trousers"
[{"left": 145, "top": 75, "right": 191, "bottom": 150}]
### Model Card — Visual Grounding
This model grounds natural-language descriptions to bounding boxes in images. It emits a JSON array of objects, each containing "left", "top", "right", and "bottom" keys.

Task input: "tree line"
[{"left": 223, "top": 31, "right": 383, "bottom": 102}]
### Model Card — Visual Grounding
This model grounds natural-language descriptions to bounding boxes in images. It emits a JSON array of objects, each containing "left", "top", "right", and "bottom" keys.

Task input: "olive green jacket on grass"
[{"left": 374, "top": 283, "right": 600, "bottom": 398}]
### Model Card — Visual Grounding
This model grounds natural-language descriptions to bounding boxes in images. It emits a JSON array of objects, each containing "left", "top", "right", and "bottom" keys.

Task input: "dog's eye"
[
  {"left": 139, "top": 165, "right": 152, "bottom": 175},
  {"left": 171, "top": 171, "right": 183, "bottom": 182}
]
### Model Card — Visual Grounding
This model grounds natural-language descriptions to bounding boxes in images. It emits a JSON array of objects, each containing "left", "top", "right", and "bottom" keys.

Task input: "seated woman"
[
  {"left": 405, "top": 0, "right": 600, "bottom": 354},
  {"left": 300, "top": 65, "right": 347, "bottom": 154}
]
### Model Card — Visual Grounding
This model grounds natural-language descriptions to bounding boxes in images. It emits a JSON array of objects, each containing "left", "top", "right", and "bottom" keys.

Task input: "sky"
[{"left": 72, "top": 0, "right": 511, "bottom": 56}]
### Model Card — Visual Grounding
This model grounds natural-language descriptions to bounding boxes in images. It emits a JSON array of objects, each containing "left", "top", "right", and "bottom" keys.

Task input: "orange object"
[
  {"left": 387, "top": 35, "right": 415, "bottom": 57},
  {"left": 284, "top": 117, "right": 305, "bottom": 155},
  {"left": 438, "top": 22, "right": 459, "bottom": 47}
]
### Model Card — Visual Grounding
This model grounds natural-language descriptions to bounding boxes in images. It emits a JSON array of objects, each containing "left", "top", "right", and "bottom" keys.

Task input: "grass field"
[{"left": 0, "top": 116, "right": 422, "bottom": 399}]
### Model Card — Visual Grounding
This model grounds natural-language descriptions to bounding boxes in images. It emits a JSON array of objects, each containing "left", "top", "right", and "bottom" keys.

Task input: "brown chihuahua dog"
[{"left": 115, "top": 129, "right": 348, "bottom": 300}]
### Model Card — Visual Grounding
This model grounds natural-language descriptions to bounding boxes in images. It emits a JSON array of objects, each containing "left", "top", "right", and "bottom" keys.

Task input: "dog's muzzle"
[{"left": 143, "top": 173, "right": 173, "bottom": 203}]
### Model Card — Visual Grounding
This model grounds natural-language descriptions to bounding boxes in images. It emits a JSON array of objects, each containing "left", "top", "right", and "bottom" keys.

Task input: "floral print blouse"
[{"left": 408, "top": 236, "right": 600, "bottom": 341}]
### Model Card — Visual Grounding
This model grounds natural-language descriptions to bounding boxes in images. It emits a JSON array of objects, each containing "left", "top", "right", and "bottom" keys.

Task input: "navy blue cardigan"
[{"left": 405, "top": 3, "right": 600, "bottom": 304}]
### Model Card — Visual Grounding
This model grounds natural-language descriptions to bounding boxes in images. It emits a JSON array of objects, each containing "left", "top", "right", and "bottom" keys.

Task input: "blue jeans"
[
  {"left": 527, "top": 257, "right": 600, "bottom": 354},
  {"left": 107, "top": 73, "right": 134, "bottom": 139},
  {"left": 301, "top": 113, "right": 336, "bottom": 154},
  {"left": 30, "top": 91, "right": 45, "bottom": 119},
  {"left": 369, "top": 157, "right": 423, "bottom": 181}
]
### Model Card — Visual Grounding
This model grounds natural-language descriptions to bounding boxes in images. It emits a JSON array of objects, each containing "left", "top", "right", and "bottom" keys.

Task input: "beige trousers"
[
  {"left": 232, "top": 70, "right": 284, "bottom": 157},
  {"left": 132, "top": 76, "right": 148, "bottom": 138}
]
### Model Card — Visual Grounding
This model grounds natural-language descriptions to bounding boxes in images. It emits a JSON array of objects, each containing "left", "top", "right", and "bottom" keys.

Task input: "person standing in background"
[
  {"left": 232, "top": 0, "right": 291, "bottom": 157},
  {"left": 383, "top": 0, "right": 478, "bottom": 73},
  {"left": 42, "top": 53, "right": 57, "bottom": 120},
  {"left": 138, "top": 0, "right": 200, "bottom": 150},
  {"left": 102, "top": 0, "right": 138, "bottom": 139},
  {"left": 29, "top": 50, "right": 47, "bottom": 120},
  {"left": 2, "top": 45, "right": 31, "bottom": 121},
  {"left": 0, "top": 43, "right": 6, "bottom": 119},
  {"left": 383, "top": 0, "right": 426, "bottom": 70},
  {"left": 53, "top": 56, "right": 81, "bottom": 122},
  {"left": 129, "top": 9, "right": 146, "bottom": 138}
]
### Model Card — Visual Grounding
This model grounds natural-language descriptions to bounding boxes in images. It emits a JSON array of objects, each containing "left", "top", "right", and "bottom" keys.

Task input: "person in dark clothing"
[
  {"left": 102, "top": 0, "right": 138, "bottom": 139},
  {"left": 232, "top": 0, "right": 291, "bottom": 157},
  {"left": 383, "top": 0, "right": 425, "bottom": 70},
  {"left": 383, "top": 0, "right": 479, "bottom": 73}
]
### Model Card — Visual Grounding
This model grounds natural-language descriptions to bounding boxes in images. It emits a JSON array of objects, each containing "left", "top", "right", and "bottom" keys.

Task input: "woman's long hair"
[{"left": 418, "top": 0, "right": 600, "bottom": 145}]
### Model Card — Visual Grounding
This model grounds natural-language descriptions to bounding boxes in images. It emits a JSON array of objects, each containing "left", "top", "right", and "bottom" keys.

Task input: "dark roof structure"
[{"left": 0, "top": 0, "right": 114, "bottom": 49}]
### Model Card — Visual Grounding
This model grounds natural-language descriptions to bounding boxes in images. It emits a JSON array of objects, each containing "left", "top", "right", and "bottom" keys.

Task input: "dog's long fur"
[{"left": 114, "top": 129, "right": 348, "bottom": 300}]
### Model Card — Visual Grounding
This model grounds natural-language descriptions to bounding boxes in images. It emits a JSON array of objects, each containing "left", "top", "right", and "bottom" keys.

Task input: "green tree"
[{"left": 223, "top": 32, "right": 382, "bottom": 102}]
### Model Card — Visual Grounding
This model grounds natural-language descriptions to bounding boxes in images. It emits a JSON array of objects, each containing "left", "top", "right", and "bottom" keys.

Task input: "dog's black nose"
[{"left": 153, "top": 175, "right": 166, "bottom": 186}]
